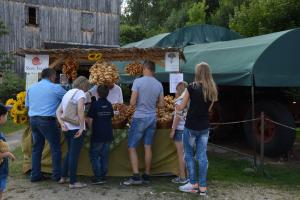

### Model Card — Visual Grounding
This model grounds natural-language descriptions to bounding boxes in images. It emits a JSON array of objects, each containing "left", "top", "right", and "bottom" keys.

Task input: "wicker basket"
[
  {"left": 156, "top": 120, "right": 172, "bottom": 129},
  {"left": 112, "top": 119, "right": 128, "bottom": 129}
]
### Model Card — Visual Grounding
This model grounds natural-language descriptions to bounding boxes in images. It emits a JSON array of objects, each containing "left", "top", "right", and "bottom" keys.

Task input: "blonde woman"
[
  {"left": 56, "top": 76, "right": 90, "bottom": 189},
  {"left": 176, "top": 62, "right": 218, "bottom": 196}
]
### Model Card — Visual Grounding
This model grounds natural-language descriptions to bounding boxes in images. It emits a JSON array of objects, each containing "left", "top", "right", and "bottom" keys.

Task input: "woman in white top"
[
  {"left": 56, "top": 76, "right": 89, "bottom": 189},
  {"left": 170, "top": 81, "right": 188, "bottom": 184}
]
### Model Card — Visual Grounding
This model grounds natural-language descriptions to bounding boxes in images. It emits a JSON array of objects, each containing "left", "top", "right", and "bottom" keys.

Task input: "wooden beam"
[{"left": 49, "top": 56, "right": 67, "bottom": 69}]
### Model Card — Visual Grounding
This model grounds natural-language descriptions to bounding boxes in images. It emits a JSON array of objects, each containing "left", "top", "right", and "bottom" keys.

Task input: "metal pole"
[
  {"left": 251, "top": 76, "right": 257, "bottom": 168},
  {"left": 260, "top": 112, "right": 265, "bottom": 172}
]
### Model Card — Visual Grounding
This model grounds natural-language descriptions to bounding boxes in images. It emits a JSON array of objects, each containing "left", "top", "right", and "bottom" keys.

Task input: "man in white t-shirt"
[{"left": 89, "top": 84, "right": 123, "bottom": 104}]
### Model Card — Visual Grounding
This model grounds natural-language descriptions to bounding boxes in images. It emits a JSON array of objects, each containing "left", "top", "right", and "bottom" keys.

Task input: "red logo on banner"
[{"left": 32, "top": 57, "right": 42, "bottom": 65}]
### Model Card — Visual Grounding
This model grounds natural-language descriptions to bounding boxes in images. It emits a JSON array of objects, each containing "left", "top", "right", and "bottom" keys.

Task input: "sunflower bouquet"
[{"left": 5, "top": 91, "right": 28, "bottom": 125}]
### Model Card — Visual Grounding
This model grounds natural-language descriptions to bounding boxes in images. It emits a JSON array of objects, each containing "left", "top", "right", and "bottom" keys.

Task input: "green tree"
[
  {"left": 210, "top": 0, "right": 249, "bottom": 27},
  {"left": 0, "top": 20, "right": 14, "bottom": 71},
  {"left": 164, "top": 5, "right": 190, "bottom": 31},
  {"left": 0, "top": 71, "right": 25, "bottom": 103},
  {"left": 229, "top": 0, "right": 300, "bottom": 36},
  {"left": 120, "top": 24, "right": 147, "bottom": 46},
  {"left": 186, "top": 1, "right": 208, "bottom": 26},
  {"left": 122, "top": 0, "right": 200, "bottom": 34}
]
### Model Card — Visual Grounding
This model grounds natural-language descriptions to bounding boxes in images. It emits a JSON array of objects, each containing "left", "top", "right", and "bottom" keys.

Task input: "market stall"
[{"left": 13, "top": 47, "right": 185, "bottom": 176}]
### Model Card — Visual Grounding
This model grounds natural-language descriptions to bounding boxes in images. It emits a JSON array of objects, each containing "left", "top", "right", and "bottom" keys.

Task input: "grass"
[
  {"left": 208, "top": 153, "right": 300, "bottom": 187},
  {"left": 8, "top": 145, "right": 300, "bottom": 194},
  {"left": 9, "top": 146, "right": 23, "bottom": 177},
  {"left": 0, "top": 117, "right": 26, "bottom": 135}
]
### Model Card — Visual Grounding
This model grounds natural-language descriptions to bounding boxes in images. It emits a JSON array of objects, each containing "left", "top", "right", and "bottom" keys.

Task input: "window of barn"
[
  {"left": 81, "top": 12, "right": 95, "bottom": 32},
  {"left": 25, "top": 6, "right": 39, "bottom": 26}
]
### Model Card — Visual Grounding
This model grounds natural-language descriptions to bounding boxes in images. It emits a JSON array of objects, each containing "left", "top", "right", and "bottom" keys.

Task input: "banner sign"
[
  {"left": 165, "top": 52, "right": 179, "bottom": 72},
  {"left": 25, "top": 54, "right": 49, "bottom": 73}
]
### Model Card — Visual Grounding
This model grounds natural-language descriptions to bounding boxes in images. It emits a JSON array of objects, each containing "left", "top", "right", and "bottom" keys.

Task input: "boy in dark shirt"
[
  {"left": 87, "top": 85, "right": 114, "bottom": 184},
  {"left": 0, "top": 104, "right": 15, "bottom": 200}
]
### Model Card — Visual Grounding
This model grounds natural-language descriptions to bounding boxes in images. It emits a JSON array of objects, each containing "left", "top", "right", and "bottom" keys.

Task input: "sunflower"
[
  {"left": 12, "top": 115, "right": 19, "bottom": 125},
  {"left": 10, "top": 108, "right": 17, "bottom": 118},
  {"left": 5, "top": 98, "right": 16, "bottom": 107},
  {"left": 13, "top": 101, "right": 27, "bottom": 115},
  {"left": 20, "top": 115, "right": 28, "bottom": 124},
  {"left": 17, "top": 91, "right": 26, "bottom": 103}
]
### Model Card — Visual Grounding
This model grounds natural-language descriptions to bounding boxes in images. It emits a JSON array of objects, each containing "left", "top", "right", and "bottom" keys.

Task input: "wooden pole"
[
  {"left": 260, "top": 112, "right": 265, "bottom": 173},
  {"left": 251, "top": 75, "right": 257, "bottom": 168}
]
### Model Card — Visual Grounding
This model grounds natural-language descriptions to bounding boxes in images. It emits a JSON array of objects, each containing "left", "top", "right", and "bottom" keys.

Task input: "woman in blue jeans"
[
  {"left": 176, "top": 62, "right": 218, "bottom": 196},
  {"left": 56, "top": 76, "right": 90, "bottom": 189}
]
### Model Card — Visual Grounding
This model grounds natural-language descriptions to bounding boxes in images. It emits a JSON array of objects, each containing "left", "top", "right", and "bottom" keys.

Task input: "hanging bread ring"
[{"left": 88, "top": 53, "right": 102, "bottom": 61}]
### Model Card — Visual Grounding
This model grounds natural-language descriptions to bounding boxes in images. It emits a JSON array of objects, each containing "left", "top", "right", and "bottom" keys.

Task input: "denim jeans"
[
  {"left": 128, "top": 116, "right": 156, "bottom": 148},
  {"left": 183, "top": 128, "right": 209, "bottom": 187},
  {"left": 89, "top": 142, "right": 110, "bottom": 179},
  {"left": 30, "top": 117, "right": 61, "bottom": 182},
  {"left": 62, "top": 130, "right": 85, "bottom": 184}
]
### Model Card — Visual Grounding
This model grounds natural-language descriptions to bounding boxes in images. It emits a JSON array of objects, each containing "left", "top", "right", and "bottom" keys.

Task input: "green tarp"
[
  {"left": 156, "top": 24, "right": 242, "bottom": 48},
  {"left": 120, "top": 28, "right": 300, "bottom": 87},
  {"left": 181, "top": 28, "right": 300, "bottom": 87},
  {"left": 123, "top": 24, "right": 242, "bottom": 48}
]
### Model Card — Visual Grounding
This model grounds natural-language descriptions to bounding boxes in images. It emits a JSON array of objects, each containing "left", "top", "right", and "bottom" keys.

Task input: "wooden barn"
[{"left": 0, "top": 0, "right": 121, "bottom": 74}]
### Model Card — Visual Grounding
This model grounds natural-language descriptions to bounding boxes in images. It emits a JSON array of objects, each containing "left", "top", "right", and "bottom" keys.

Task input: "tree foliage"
[
  {"left": 120, "top": 24, "right": 147, "bottom": 46},
  {"left": 186, "top": 1, "right": 208, "bottom": 26},
  {"left": 210, "top": 0, "right": 248, "bottom": 27},
  {"left": 229, "top": 0, "right": 300, "bottom": 36},
  {"left": 121, "top": 0, "right": 300, "bottom": 44},
  {"left": 0, "top": 20, "right": 14, "bottom": 71},
  {"left": 0, "top": 71, "right": 25, "bottom": 103}
]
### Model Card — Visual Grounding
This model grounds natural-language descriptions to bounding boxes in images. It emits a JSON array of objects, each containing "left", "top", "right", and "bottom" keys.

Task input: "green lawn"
[
  {"left": 0, "top": 117, "right": 26, "bottom": 134},
  {"left": 8, "top": 146, "right": 300, "bottom": 190},
  {"left": 9, "top": 146, "right": 23, "bottom": 177},
  {"left": 208, "top": 153, "right": 300, "bottom": 187}
]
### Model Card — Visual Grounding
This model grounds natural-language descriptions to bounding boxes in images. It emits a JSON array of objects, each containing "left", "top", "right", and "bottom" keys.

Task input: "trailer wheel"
[{"left": 243, "top": 101, "right": 296, "bottom": 157}]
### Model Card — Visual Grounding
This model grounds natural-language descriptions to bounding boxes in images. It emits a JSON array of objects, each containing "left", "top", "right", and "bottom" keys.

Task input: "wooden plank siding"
[{"left": 0, "top": 0, "right": 120, "bottom": 74}]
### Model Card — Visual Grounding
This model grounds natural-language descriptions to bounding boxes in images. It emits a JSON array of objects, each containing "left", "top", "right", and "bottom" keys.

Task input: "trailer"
[{"left": 120, "top": 26, "right": 300, "bottom": 157}]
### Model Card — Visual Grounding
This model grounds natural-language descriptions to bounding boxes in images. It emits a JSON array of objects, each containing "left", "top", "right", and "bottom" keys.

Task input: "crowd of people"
[{"left": 0, "top": 60, "right": 218, "bottom": 198}]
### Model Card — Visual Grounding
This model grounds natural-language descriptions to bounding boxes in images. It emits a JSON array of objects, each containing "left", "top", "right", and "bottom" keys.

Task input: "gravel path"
[{"left": 4, "top": 178, "right": 300, "bottom": 200}]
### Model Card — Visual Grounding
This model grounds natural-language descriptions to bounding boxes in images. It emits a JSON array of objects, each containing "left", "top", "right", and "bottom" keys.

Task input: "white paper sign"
[
  {"left": 169, "top": 73, "right": 184, "bottom": 93},
  {"left": 25, "top": 54, "right": 49, "bottom": 73},
  {"left": 26, "top": 73, "right": 39, "bottom": 90},
  {"left": 165, "top": 52, "right": 179, "bottom": 72}
]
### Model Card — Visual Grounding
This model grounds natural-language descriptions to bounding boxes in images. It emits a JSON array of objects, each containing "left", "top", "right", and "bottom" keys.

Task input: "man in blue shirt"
[{"left": 25, "top": 68, "right": 66, "bottom": 182}]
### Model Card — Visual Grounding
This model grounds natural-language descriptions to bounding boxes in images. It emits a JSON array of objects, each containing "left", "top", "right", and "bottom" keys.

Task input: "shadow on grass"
[{"left": 9, "top": 146, "right": 300, "bottom": 195}]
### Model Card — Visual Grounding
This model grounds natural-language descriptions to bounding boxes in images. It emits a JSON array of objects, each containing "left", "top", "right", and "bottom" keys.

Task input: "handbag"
[{"left": 61, "top": 89, "right": 80, "bottom": 125}]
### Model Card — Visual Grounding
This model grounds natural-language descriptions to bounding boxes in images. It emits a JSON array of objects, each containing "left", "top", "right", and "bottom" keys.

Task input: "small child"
[
  {"left": 170, "top": 81, "right": 188, "bottom": 184},
  {"left": 87, "top": 85, "right": 114, "bottom": 184},
  {"left": 0, "top": 104, "right": 15, "bottom": 200}
]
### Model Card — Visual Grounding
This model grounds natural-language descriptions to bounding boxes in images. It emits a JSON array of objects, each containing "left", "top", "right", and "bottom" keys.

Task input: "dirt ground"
[{"left": 4, "top": 176, "right": 300, "bottom": 200}]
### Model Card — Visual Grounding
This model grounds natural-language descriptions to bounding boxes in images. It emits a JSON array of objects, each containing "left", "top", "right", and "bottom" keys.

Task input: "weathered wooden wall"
[{"left": 0, "top": 0, "right": 121, "bottom": 74}]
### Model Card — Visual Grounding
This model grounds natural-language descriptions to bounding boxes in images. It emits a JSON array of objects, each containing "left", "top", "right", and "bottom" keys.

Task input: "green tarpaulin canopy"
[
  {"left": 120, "top": 28, "right": 300, "bottom": 87},
  {"left": 122, "top": 33, "right": 170, "bottom": 48},
  {"left": 123, "top": 24, "right": 242, "bottom": 48},
  {"left": 156, "top": 24, "right": 242, "bottom": 48},
  {"left": 181, "top": 28, "right": 300, "bottom": 87}
]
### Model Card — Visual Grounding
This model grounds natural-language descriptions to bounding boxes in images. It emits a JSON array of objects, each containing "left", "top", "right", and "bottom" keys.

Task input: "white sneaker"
[
  {"left": 69, "top": 182, "right": 87, "bottom": 189},
  {"left": 179, "top": 182, "right": 199, "bottom": 193}
]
